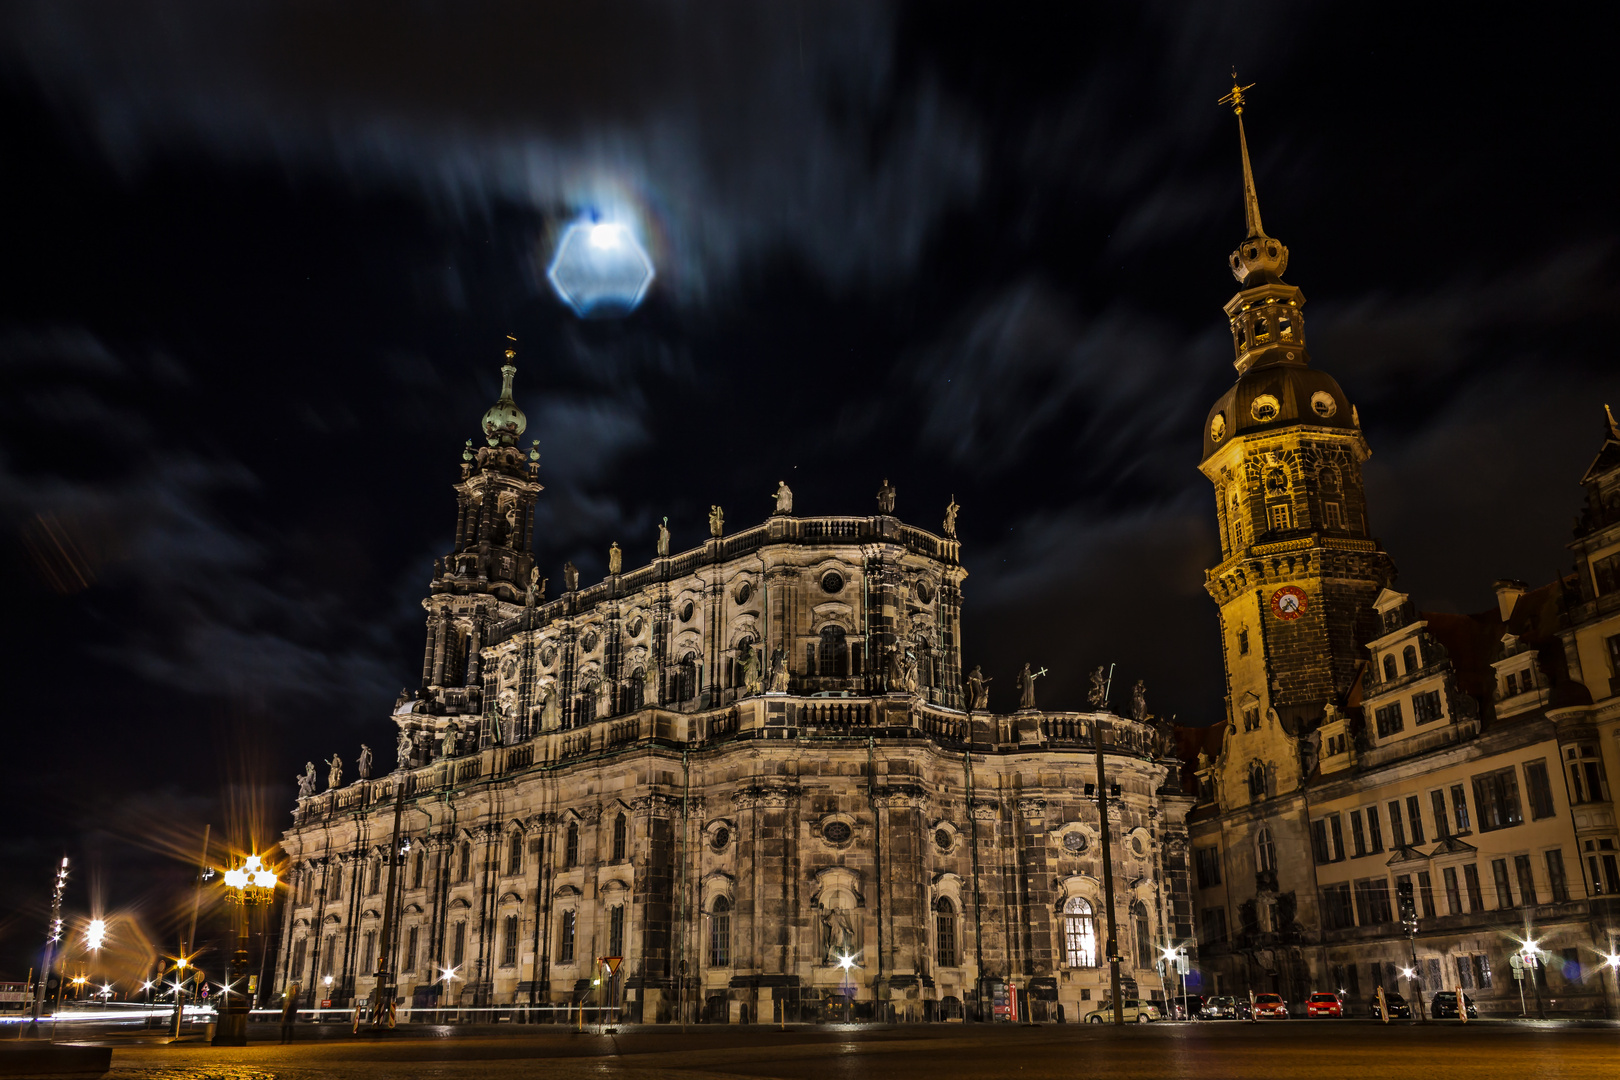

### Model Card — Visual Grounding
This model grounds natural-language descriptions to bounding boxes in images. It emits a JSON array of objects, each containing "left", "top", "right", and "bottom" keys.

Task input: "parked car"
[
  {"left": 1084, "top": 998, "right": 1163, "bottom": 1024},
  {"left": 1368, "top": 992, "right": 1412, "bottom": 1019},
  {"left": 1167, "top": 994, "right": 1206, "bottom": 1020},
  {"left": 1305, "top": 992, "right": 1342, "bottom": 1018},
  {"left": 1431, "top": 991, "right": 1478, "bottom": 1019},
  {"left": 1201, "top": 995, "right": 1250, "bottom": 1020},
  {"left": 1252, "top": 993, "right": 1289, "bottom": 1019}
]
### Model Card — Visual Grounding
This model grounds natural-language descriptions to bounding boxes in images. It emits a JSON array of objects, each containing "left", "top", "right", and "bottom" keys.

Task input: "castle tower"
[
  {"left": 1199, "top": 80, "right": 1396, "bottom": 803},
  {"left": 414, "top": 343, "right": 544, "bottom": 716}
]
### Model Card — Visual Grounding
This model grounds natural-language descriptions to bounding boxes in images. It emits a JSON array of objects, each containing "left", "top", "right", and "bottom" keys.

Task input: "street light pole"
[
  {"left": 1094, "top": 707, "right": 1124, "bottom": 1026},
  {"left": 214, "top": 853, "right": 279, "bottom": 1046},
  {"left": 370, "top": 778, "right": 408, "bottom": 1029},
  {"left": 27, "top": 857, "right": 68, "bottom": 1038}
]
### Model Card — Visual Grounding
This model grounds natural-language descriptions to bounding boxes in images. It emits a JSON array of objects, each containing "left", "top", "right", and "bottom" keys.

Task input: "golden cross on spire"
[
  {"left": 1218, "top": 69, "right": 1255, "bottom": 115},
  {"left": 505, "top": 333, "right": 517, "bottom": 361}
]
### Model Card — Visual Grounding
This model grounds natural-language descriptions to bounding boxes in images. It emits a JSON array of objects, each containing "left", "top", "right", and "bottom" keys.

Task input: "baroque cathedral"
[
  {"left": 273, "top": 362, "right": 1193, "bottom": 1023},
  {"left": 1178, "top": 82, "right": 1620, "bottom": 1016}
]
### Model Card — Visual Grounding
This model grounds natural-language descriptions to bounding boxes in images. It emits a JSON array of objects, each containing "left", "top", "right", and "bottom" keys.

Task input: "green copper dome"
[{"left": 482, "top": 362, "right": 527, "bottom": 447}]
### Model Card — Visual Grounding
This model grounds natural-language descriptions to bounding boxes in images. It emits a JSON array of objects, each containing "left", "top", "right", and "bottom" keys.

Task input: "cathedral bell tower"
[
  {"left": 1199, "top": 79, "right": 1395, "bottom": 803},
  {"left": 415, "top": 343, "right": 544, "bottom": 716}
]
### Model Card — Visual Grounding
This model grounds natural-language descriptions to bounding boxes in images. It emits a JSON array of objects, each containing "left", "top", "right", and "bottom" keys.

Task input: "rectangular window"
[
  {"left": 1201, "top": 907, "right": 1227, "bottom": 944},
  {"left": 1463, "top": 863, "right": 1484, "bottom": 910},
  {"left": 1238, "top": 629, "right": 1249, "bottom": 655},
  {"left": 323, "top": 935, "right": 336, "bottom": 977},
  {"left": 1329, "top": 814, "right": 1345, "bottom": 861},
  {"left": 404, "top": 926, "right": 418, "bottom": 973},
  {"left": 1523, "top": 760, "right": 1557, "bottom": 820},
  {"left": 1366, "top": 806, "right": 1384, "bottom": 853},
  {"left": 1430, "top": 790, "right": 1451, "bottom": 838},
  {"left": 1243, "top": 706, "right": 1260, "bottom": 732},
  {"left": 1443, "top": 866, "right": 1462, "bottom": 915},
  {"left": 1375, "top": 703, "right": 1405, "bottom": 739},
  {"left": 1607, "top": 632, "right": 1620, "bottom": 674},
  {"left": 1321, "top": 883, "right": 1355, "bottom": 930},
  {"left": 1195, "top": 847, "right": 1222, "bottom": 889},
  {"left": 1451, "top": 784, "right": 1472, "bottom": 834},
  {"left": 1492, "top": 858, "right": 1514, "bottom": 909},
  {"left": 1388, "top": 800, "right": 1406, "bottom": 848},
  {"left": 1456, "top": 953, "right": 1473, "bottom": 990},
  {"left": 1324, "top": 501, "right": 1344, "bottom": 529},
  {"left": 1350, "top": 810, "right": 1367, "bottom": 857},
  {"left": 1406, "top": 795, "right": 1425, "bottom": 845},
  {"left": 558, "top": 911, "right": 575, "bottom": 964},
  {"left": 1593, "top": 551, "right": 1620, "bottom": 595},
  {"left": 1474, "top": 954, "right": 1493, "bottom": 989},
  {"left": 1268, "top": 503, "right": 1291, "bottom": 531},
  {"left": 1312, "top": 819, "right": 1332, "bottom": 864},
  {"left": 1515, "top": 854, "right": 1537, "bottom": 907},
  {"left": 1354, "top": 878, "right": 1393, "bottom": 925},
  {"left": 1346, "top": 962, "right": 1360, "bottom": 996},
  {"left": 292, "top": 939, "right": 307, "bottom": 985},
  {"left": 1425, "top": 958, "right": 1442, "bottom": 991},
  {"left": 502, "top": 914, "right": 519, "bottom": 967},
  {"left": 362, "top": 930, "right": 376, "bottom": 974},
  {"left": 1417, "top": 870, "right": 1436, "bottom": 918},
  {"left": 1473, "top": 767, "right": 1524, "bottom": 831},
  {"left": 1547, "top": 849, "right": 1569, "bottom": 903},
  {"left": 609, "top": 904, "right": 625, "bottom": 958},
  {"left": 1413, "top": 689, "right": 1443, "bottom": 724},
  {"left": 452, "top": 922, "right": 466, "bottom": 968}
]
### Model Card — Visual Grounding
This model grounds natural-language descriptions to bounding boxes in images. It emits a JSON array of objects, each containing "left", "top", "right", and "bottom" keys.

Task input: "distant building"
[
  {"left": 1179, "top": 90, "right": 1619, "bottom": 1017},
  {"left": 274, "top": 357, "right": 1193, "bottom": 1024}
]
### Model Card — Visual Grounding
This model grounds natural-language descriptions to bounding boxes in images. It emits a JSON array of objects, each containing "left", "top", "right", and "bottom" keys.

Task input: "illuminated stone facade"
[
  {"left": 1181, "top": 97, "right": 1620, "bottom": 1018},
  {"left": 273, "top": 365, "right": 1194, "bottom": 1025}
]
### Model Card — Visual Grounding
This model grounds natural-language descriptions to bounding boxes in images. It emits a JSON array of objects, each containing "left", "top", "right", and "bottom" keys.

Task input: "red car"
[
  {"left": 1305, "top": 992, "right": 1342, "bottom": 1017},
  {"left": 1252, "top": 993, "right": 1289, "bottom": 1019}
]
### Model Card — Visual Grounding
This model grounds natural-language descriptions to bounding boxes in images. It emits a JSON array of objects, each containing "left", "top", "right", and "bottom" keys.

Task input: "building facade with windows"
[
  {"left": 1178, "top": 95, "right": 1620, "bottom": 1017},
  {"left": 273, "top": 357, "right": 1195, "bottom": 1025}
]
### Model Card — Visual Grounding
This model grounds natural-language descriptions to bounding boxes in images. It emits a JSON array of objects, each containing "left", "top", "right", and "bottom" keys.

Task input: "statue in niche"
[
  {"left": 709, "top": 505, "right": 724, "bottom": 539},
  {"left": 563, "top": 561, "right": 579, "bottom": 592},
  {"left": 396, "top": 730, "right": 414, "bottom": 770},
  {"left": 526, "top": 567, "right": 539, "bottom": 608},
  {"left": 1131, "top": 679, "right": 1149, "bottom": 722},
  {"left": 441, "top": 722, "right": 459, "bottom": 759},
  {"left": 820, "top": 904, "right": 857, "bottom": 964},
  {"left": 1088, "top": 666, "right": 1109, "bottom": 709},
  {"left": 505, "top": 504, "right": 518, "bottom": 534},
  {"left": 483, "top": 708, "right": 503, "bottom": 746},
  {"left": 966, "top": 665, "right": 992, "bottom": 711},
  {"left": 296, "top": 762, "right": 317, "bottom": 799},
  {"left": 325, "top": 754, "right": 343, "bottom": 790},
  {"left": 739, "top": 640, "right": 762, "bottom": 697},
  {"left": 877, "top": 478, "right": 896, "bottom": 515},
  {"left": 657, "top": 516, "right": 670, "bottom": 557},
  {"left": 767, "top": 647, "right": 789, "bottom": 693},
  {"left": 943, "top": 495, "right": 960, "bottom": 538},
  {"left": 1196, "top": 750, "right": 1211, "bottom": 771},
  {"left": 608, "top": 542, "right": 622, "bottom": 576},
  {"left": 899, "top": 648, "right": 918, "bottom": 694},
  {"left": 536, "top": 685, "right": 559, "bottom": 728},
  {"left": 356, "top": 744, "right": 373, "bottom": 781},
  {"left": 773, "top": 480, "right": 793, "bottom": 515},
  {"left": 885, "top": 646, "right": 904, "bottom": 691}
]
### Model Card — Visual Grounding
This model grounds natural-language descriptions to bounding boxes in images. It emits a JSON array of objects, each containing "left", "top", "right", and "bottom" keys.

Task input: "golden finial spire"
[
  {"left": 504, "top": 333, "right": 517, "bottom": 361},
  {"left": 1219, "top": 70, "right": 1267, "bottom": 241}
]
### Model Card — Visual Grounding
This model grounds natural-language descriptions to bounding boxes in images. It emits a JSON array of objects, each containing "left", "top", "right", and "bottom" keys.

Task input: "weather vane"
[{"left": 1218, "top": 69, "right": 1255, "bottom": 115}]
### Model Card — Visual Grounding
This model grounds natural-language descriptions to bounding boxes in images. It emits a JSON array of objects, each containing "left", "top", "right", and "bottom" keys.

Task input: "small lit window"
[{"left": 1323, "top": 502, "right": 1343, "bottom": 529}]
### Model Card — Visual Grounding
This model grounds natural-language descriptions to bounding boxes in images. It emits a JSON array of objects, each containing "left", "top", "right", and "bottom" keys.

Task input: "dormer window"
[
  {"left": 1382, "top": 655, "right": 1398, "bottom": 681},
  {"left": 1402, "top": 645, "right": 1418, "bottom": 674}
]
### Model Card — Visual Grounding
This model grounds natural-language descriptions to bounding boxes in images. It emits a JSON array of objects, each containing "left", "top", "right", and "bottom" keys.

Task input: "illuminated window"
[
  {"left": 558, "top": 911, "right": 575, "bottom": 964},
  {"left": 1267, "top": 504, "right": 1291, "bottom": 531},
  {"left": 1063, "top": 897, "right": 1097, "bottom": 967}
]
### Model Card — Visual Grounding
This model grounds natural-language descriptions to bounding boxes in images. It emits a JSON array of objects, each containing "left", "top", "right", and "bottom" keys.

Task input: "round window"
[
  {"left": 823, "top": 821, "right": 852, "bottom": 844},
  {"left": 627, "top": 616, "right": 644, "bottom": 638},
  {"left": 821, "top": 571, "right": 845, "bottom": 594},
  {"left": 580, "top": 630, "right": 599, "bottom": 652},
  {"left": 711, "top": 827, "right": 730, "bottom": 852},
  {"left": 934, "top": 828, "right": 952, "bottom": 852},
  {"left": 1130, "top": 834, "right": 1148, "bottom": 857},
  {"left": 1063, "top": 832, "right": 1088, "bottom": 854},
  {"left": 734, "top": 581, "right": 752, "bottom": 605},
  {"left": 539, "top": 645, "right": 558, "bottom": 667},
  {"left": 1310, "top": 390, "right": 1337, "bottom": 419},
  {"left": 1210, "top": 412, "right": 1226, "bottom": 442},
  {"left": 1250, "top": 394, "right": 1281, "bottom": 423},
  {"left": 916, "top": 582, "right": 934, "bottom": 605},
  {"left": 680, "top": 600, "right": 695, "bottom": 622}
]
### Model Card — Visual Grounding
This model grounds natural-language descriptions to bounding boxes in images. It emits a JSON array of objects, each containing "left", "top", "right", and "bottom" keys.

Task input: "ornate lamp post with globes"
[{"left": 213, "top": 854, "right": 278, "bottom": 1046}]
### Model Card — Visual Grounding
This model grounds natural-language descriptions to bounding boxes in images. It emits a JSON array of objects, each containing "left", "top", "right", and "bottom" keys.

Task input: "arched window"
[
  {"left": 710, "top": 896, "right": 731, "bottom": 967},
  {"left": 613, "top": 814, "right": 628, "bottom": 862},
  {"left": 1256, "top": 826, "right": 1277, "bottom": 874},
  {"left": 1402, "top": 644, "right": 1418, "bottom": 674},
  {"left": 502, "top": 914, "right": 520, "bottom": 966},
  {"left": 565, "top": 821, "right": 580, "bottom": 868},
  {"left": 819, "top": 625, "right": 849, "bottom": 677},
  {"left": 934, "top": 897, "right": 957, "bottom": 967},
  {"left": 1248, "top": 763, "right": 1266, "bottom": 800},
  {"left": 1063, "top": 897, "right": 1097, "bottom": 968},
  {"left": 507, "top": 833, "right": 523, "bottom": 875},
  {"left": 1383, "top": 654, "right": 1398, "bottom": 681},
  {"left": 369, "top": 858, "right": 382, "bottom": 895},
  {"left": 411, "top": 849, "right": 425, "bottom": 889},
  {"left": 1132, "top": 900, "right": 1153, "bottom": 969},
  {"left": 458, "top": 841, "right": 471, "bottom": 883},
  {"left": 625, "top": 670, "right": 644, "bottom": 712},
  {"left": 574, "top": 685, "right": 596, "bottom": 728},
  {"left": 679, "top": 654, "right": 698, "bottom": 702}
]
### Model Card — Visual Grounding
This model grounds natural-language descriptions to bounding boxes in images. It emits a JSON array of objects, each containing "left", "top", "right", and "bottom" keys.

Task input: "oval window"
[
  {"left": 823, "top": 821, "right": 852, "bottom": 844},
  {"left": 734, "top": 581, "right": 752, "bottom": 605},
  {"left": 1210, "top": 412, "right": 1226, "bottom": 442},
  {"left": 821, "top": 571, "right": 845, "bottom": 594},
  {"left": 1250, "top": 394, "right": 1280, "bottom": 423},
  {"left": 1063, "top": 832, "right": 1089, "bottom": 854},
  {"left": 680, "top": 600, "right": 695, "bottom": 622},
  {"left": 1310, "top": 390, "right": 1337, "bottom": 419},
  {"left": 934, "top": 828, "right": 952, "bottom": 852},
  {"left": 711, "top": 827, "right": 731, "bottom": 852}
]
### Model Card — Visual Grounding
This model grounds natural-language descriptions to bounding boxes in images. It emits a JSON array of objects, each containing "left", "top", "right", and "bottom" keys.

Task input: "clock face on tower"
[
  {"left": 1270, "top": 585, "right": 1308, "bottom": 621},
  {"left": 1264, "top": 467, "right": 1288, "bottom": 495}
]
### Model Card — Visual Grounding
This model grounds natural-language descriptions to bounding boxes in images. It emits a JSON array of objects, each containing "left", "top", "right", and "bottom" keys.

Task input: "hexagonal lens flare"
[{"left": 547, "top": 221, "right": 654, "bottom": 317}]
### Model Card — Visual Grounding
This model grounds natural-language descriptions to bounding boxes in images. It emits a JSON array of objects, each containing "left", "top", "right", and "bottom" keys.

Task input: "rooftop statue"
[
  {"left": 773, "top": 481, "right": 793, "bottom": 515},
  {"left": 326, "top": 754, "right": 343, "bottom": 790},
  {"left": 657, "top": 516, "right": 670, "bottom": 557},
  {"left": 357, "top": 743, "right": 373, "bottom": 780},
  {"left": 395, "top": 730, "right": 413, "bottom": 770},
  {"left": 709, "top": 505, "right": 725, "bottom": 539},
  {"left": 944, "top": 495, "right": 960, "bottom": 538},
  {"left": 1088, "top": 666, "right": 1109, "bottom": 709},
  {"left": 877, "top": 478, "right": 896, "bottom": 515},
  {"left": 609, "top": 541, "right": 622, "bottom": 576},
  {"left": 563, "top": 561, "right": 579, "bottom": 592},
  {"left": 296, "top": 762, "right": 317, "bottom": 799}
]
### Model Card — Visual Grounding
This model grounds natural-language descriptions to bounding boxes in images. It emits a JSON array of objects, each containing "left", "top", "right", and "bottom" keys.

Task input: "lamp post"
[
  {"left": 214, "top": 854, "right": 278, "bottom": 1046},
  {"left": 837, "top": 952, "right": 858, "bottom": 1022},
  {"left": 27, "top": 857, "right": 69, "bottom": 1038}
]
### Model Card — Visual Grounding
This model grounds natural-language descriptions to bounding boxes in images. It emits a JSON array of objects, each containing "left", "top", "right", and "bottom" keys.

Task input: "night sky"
[{"left": 2, "top": 3, "right": 1617, "bottom": 978}]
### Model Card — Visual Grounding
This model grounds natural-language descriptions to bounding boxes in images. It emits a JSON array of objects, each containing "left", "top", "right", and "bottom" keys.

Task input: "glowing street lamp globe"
[{"left": 547, "top": 220, "right": 655, "bottom": 317}]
